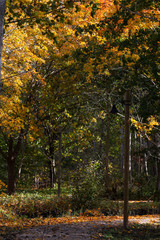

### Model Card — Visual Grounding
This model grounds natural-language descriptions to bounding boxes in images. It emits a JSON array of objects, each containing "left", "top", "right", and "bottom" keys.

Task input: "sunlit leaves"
[
  {"left": 131, "top": 115, "right": 159, "bottom": 135},
  {"left": 1, "top": 21, "right": 53, "bottom": 138}
]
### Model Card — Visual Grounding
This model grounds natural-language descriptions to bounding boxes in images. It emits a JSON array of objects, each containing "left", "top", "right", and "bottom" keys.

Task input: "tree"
[
  {"left": 0, "top": 0, "right": 6, "bottom": 82},
  {"left": 0, "top": 22, "right": 52, "bottom": 194},
  {"left": 1, "top": 0, "right": 159, "bottom": 198}
]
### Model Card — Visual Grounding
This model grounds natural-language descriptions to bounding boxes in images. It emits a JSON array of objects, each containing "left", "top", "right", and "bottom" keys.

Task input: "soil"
[
  {"left": 2, "top": 215, "right": 160, "bottom": 240},
  {"left": 15, "top": 221, "right": 105, "bottom": 240}
]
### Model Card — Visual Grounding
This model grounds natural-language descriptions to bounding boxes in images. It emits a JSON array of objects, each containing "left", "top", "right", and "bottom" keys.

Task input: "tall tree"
[
  {"left": 0, "top": 0, "right": 6, "bottom": 83},
  {"left": 0, "top": 22, "right": 52, "bottom": 194}
]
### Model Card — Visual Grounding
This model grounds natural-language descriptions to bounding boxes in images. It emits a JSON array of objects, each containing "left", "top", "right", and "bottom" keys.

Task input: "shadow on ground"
[
  {"left": 102, "top": 224, "right": 160, "bottom": 240},
  {"left": 0, "top": 216, "right": 160, "bottom": 239}
]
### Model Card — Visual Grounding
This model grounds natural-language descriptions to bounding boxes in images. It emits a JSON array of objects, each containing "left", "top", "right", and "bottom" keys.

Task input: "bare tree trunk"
[
  {"left": 93, "top": 112, "right": 97, "bottom": 155},
  {"left": 0, "top": 0, "right": 6, "bottom": 83},
  {"left": 120, "top": 127, "right": 124, "bottom": 172},
  {"left": 157, "top": 160, "right": 160, "bottom": 199},
  {"left": 58, "top": 132, "right": 62, "bottom": 197},
  {"left": 155, "top": 134, "right": 160, "bottom": 202},
  {"left": 35, "top": 175, "right": 39, "bottom": 189},
  {"left": 138, "top": 135, "right": 141, "bottom": 175},
  {"left": 105, "top": 103, "right": 110, "bottom": 193},
  {"left": 144, "top": 153, "right": 149, "bottom": 176},
  {"left": 157, "top": 159, "right": 160, "bottom": 213},
  {"left": 49, "top": 158, "right": 56, "bottom": 188},
  {"left": 99, "top": 119, "right": 104, "bottom": 159},
  {"left": 144, "top": 139, "right": 149, "bottom": 177},
  {"left": 129, "top": 132, "right": 132, "bottom": 176},
  {"left": 16, "top": 135, "right": 27, "bottom": 183}
]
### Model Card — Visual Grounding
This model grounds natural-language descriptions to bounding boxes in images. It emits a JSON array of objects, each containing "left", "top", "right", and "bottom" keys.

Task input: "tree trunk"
[
  {"left": 58, "top": 132, "right": 62, "bottom": 197},
  {"left": 93, "top": 112, "right": 97, "bottom": 155},
  {"left": 138, "top": 135, "right": 141, "bottom": 175},
  {"left": 99, "top": 119, "right": 104, "bottom": 159},
  {"left": 16, "top": 136, "right": 27, "bottom": 183},
  {"left": 35, "top": 175, "right": 39, "bottom": 189},
  {"left": 157, "top": 160, "right": 160, "bottom": 198},
  {"left": 120, "top": 127, "right": 124, "bottom": 172},
  {"left": 6, "top": 132, "right": 23, "bottom": 194},
  {"left": 129, "top": 132, "right": 132, "bottom": 177},
  {"left": 105, "top": 109, "right": 110, "bottom": 193},
  {"left": 48, "top": 140, "right": 56, "bottom": 188},
  {"left": 48, "top": 158, "right": 56, "bottom": 188},
  {"left": 7, "top": 157, "right": 16, "bottom": 195},
  {"left": 156, "top": 134, "right": 160, "bottom": 202},
  {"left": 0, "top": 134, "right": 23, "bottom": 195},
  {"left": 0, "top": 0, "right": 6, "bottom": 83},
  {"left": 157, "top": 160, "right": 160, "bottom": 213}
]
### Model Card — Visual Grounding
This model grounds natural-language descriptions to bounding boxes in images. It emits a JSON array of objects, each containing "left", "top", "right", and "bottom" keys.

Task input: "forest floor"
[{"left": 1, "top": 215, "right": 160, "bottom": 240}]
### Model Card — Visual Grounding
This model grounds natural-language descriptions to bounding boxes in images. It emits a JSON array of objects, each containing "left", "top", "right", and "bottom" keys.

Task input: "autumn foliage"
[{"left": 0, "top": 1, "right": 159, "bottom": 234}]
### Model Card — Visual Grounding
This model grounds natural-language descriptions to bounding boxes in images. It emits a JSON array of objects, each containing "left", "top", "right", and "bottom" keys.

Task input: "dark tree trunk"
[
  {"left": 156, "top": 134, "right": 160, "bottom": 202},
  {"left": 0, "top": 131, "right": 24, "bottom": 195},
  {"left": 157, "top": 160, "right": 160, "bottom": 213},
  {"left": 157, "top": 160, "right": 160, "bottom": 196},
  {"left": 0, "top": 0, "right": 6, "bottom": 83},
  {"left": 154, "top": 134, "right": 160, "bottom": 202},
  {"left": 99, "top": 119, "right": 104, "bottom": 159},
  {"left": 7, "top": 157, "right": 16, "bottom": 195},
  {"left": 157, "top": 135, "right": 160, "bottom": 197},
  {"left": 120, "top": 127, "right": 124, "bottom": 172},
  {"left": 6, "top": 134, "right": 22, "bottom": 194},
  {"left": 48, "top": 139, "right": 56, "bottom": 188},
  {"left": 105, "top": 109, "right": 110, "bottom": 193},
  {"left": 43, "top": 124, "right": 58, "bottom": 189},
  {"left": 58, "top": 132, "right": 62, "bottom": 197}
]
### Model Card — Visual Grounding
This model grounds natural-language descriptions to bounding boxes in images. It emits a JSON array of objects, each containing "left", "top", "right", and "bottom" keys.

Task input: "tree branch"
[{"left": 119, "top": 4, "right": 160, "bottom": 23}]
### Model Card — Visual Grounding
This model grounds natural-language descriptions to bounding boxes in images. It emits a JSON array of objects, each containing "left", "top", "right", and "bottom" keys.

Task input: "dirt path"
[
  {"left": 3, "top": 215, "right": 160, "bottom": 240},
  {"left": 15, "top": 221, "right": 105, "bottom": 240}
]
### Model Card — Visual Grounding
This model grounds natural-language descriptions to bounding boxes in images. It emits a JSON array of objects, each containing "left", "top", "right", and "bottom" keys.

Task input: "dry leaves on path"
[{"left": 0, "top": 215, "right": 159, "bottom": 240}]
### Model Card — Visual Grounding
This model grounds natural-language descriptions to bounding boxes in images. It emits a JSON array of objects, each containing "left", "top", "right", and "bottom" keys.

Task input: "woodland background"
[{"left": 0, "top": 0, "right": 159, "bottom": 223}]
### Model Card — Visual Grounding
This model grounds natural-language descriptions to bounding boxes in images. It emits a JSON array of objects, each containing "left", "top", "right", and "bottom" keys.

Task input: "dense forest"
[{"left": 0, "top": 0, "right": 159, "bottom": 223}]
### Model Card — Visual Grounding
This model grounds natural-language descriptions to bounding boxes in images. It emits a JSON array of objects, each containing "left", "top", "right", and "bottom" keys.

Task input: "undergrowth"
[{"left": 0, "top": 191, "right": 160, "bottom": 219}]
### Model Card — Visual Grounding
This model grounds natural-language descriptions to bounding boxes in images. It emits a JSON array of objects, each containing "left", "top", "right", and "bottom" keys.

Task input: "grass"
[
  {"left": 16, "top": 184, "right": 72, "bottom": 196},
  {"left": 103, "top": 224, "right": 160, "bottom": 240}
]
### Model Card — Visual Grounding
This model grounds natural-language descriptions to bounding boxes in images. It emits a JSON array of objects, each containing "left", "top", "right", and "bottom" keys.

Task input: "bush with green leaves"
[
  {"left": 99, "top": 200, "right": 160, "bottom": 216},
  {"left": 70, "top": 161, "right": 103, "bottom": 211},
  {"left": 0, "top": 191, "right": 160, "bottom": 219},
  {"left": 129, "top": 174, "right": 157, "bottom": 200},
  {"left": 0, "top": 193, "right": 71, "bottom": 218}
]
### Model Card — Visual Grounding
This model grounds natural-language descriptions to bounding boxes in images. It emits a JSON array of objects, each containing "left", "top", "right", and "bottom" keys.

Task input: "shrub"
[
  {"left": 71, "top": 172, "right": 100, "bottom": 211},
  {"left": 0, "top": 193, "right": 71, "bottom": 218},
  {"left": 99, "top": 200, "right": 160, "bottom": 216},
  {"left": 70, "top": 161, "right": 103, "bottom": 212}
]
